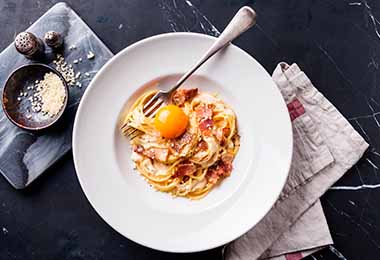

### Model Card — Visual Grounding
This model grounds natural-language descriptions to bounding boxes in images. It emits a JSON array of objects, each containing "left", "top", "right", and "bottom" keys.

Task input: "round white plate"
[{"left": 73, "top": 32, "right": 292, "bottom": 253}]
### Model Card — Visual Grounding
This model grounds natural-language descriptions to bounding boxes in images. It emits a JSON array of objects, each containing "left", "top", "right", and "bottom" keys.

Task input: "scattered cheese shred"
[
  {"left": 87, "top": 51, "right": 95, "bottom": 60},
  {"left": 53, "top": 54, "right": 76, "bottom": 86}
]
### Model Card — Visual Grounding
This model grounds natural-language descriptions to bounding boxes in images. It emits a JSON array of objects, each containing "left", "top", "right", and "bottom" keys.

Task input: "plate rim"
[{"left": 73, "top": 32, "right": 293, "bottom": 253}]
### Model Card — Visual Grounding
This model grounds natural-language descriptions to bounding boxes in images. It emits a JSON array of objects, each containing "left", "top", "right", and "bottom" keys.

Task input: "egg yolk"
[{"left": 154, "top": 105, "right": 189, "bottom": 139}]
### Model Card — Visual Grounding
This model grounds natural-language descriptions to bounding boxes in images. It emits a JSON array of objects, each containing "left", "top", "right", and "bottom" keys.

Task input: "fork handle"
[{"left": 169, "top": 6, "right": 257, "bottom": 95}]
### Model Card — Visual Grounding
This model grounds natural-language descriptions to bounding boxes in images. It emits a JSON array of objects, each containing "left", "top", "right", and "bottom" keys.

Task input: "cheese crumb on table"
[
  {"left": 53, "top": 54, "right": 77, "bottom": 87},
  {"left": 87, "top": 51, "right": 95, "bottom": 60}
]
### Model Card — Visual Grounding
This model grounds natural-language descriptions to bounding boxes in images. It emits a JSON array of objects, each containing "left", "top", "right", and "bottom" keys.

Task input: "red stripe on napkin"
[
  {"left": 285, "top": 252, "right": 303, "bottom": 260},
  {"left": 287, "top": 99, "right": 305, "bottom": 121}
]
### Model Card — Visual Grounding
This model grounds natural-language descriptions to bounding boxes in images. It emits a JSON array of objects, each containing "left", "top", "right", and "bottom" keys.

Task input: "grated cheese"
[
  {"left": 53, "top": 54, "right": 77, "bottom": 86},
  {"left": 31, "top": 72, "right": 66, "bottom": 117}
]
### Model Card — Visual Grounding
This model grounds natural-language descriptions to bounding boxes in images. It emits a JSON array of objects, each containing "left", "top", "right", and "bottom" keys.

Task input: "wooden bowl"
[{"left": 2, "top": 63, "right": 68, "bottom": 130}]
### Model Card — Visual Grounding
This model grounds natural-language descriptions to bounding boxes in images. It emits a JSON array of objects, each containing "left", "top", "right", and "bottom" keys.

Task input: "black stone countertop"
[{"left": 0, "top": 0, "right": 379, "bottom": 259}]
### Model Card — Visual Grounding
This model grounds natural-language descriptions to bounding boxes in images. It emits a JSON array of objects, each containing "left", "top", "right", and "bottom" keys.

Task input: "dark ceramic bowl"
[{"left": 2, "top": 63, "right": 68, "bottom": 130}]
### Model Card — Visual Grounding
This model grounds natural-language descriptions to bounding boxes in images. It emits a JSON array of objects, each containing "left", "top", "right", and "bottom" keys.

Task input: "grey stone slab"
[{"left": 0, "top": 2, "right": 113, "bottom": 188}]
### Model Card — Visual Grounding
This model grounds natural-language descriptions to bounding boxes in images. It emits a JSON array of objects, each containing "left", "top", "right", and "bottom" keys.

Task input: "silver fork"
[{"left": 123, "top": 6, "right": 257, "bottom": 139}]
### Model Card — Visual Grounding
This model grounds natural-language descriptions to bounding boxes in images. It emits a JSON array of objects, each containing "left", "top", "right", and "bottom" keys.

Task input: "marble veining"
[
  {"left": 328, "top": 246, "right": 348, "bottom": 260},
  {"left": 159, "top": 0, "right": 220, "bottom": 36}
]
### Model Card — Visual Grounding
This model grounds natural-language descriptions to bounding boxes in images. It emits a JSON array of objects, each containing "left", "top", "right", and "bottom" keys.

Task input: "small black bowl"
[{"left": 2, "top": 63, "right": 68, "bottom": 130}]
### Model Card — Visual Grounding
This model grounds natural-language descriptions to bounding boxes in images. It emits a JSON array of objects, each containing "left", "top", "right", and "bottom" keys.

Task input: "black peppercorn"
[
  {"left": 14, "top": 32, "right": 45, "bottom": 60},
  {"left": 44, "top": 31, "right": 63, "bottom": 49}
]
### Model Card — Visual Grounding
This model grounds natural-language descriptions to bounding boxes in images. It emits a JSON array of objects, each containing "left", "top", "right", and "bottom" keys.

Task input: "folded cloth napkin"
[{"left": 225, "top": 63, "right": 369, "bottom": 260}]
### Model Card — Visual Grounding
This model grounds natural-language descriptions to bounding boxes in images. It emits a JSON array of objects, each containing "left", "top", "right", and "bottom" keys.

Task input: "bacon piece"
[
  {"left": 206, "top": 170, "right": 219, "bottom": 184},
  {"left": 196, "top": 104, "right": 214, "bottom": 136},
  {"left": 131, "top": 151, "right": 144, "bottom": 163},
  {"left": 179, "top": 131, "right": 193, "bottom": 144},
  {"left": 175, "top": 163, "right": 197, "bottom": 177},
  {"left": 220, "top": 160, "right": 233, "bottom": 176},
  {"left": 170, "top": 131, "right": 193, "bottom": 153},
  {"left": 142, "top": 149, "right": 156, "bottom": 159},
  {"left": 223, "top": 127, "right": 231, "bottom": 139},
  {"left": 172, "top": 88, "right": 198, "bottom": 106},
  {"left": 134, "top": 145, "right": 169, "bottom": 162},
  {"left": 196, "top": 140, "right": 208, "bottom": 151},
  {"left": 133, "top": 145, "right": 144, "bottom": 153},
  {"left": 199, "top": 119, "right": 214, "bottom": 136},
  {"left": 195, "top": 103, "right": 214, "bottom": 120},
  {"left": 206, "top": 154, "right": 234, "bottom": 183},
  {"left": 220, "top": 153, "right": 234, "bottom": 177},
  {"left": 215, "top": 127, "right": 231, "bottom": 143},
  {"left": 147, "top": 148, "right": 169, "bottom": 161},
  {"left": 199, "top": 119, "right": 213, "bottom": 131},
  {"left": 221, "top": 152, "right": 234, "bottom": 164}
]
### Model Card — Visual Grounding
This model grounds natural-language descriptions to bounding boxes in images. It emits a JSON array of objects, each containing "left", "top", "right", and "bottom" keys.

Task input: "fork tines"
[
  {"left": 122, "top": 123, "right": 140, "bottom": 139},
  {"left": 123, "top": 93, "right": 166, "bottom": 140},
  {"left": 143, "top": 95, "right": 165, "bottom": 117}
]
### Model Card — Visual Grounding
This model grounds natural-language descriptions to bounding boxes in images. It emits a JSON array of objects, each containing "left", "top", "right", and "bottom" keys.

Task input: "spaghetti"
[{"left": 121, "top": 88, "right": 240, "bottom": 200}]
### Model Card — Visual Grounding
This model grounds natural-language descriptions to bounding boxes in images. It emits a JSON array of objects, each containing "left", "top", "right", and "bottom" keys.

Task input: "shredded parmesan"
[{"left": 32, "top": 72, "right": 66, "bottom": 117}]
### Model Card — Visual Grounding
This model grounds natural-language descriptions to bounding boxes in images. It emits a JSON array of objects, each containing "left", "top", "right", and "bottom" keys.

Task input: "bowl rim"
[{"left": 1, "top": 63, "right": 69, "bottom": 131}]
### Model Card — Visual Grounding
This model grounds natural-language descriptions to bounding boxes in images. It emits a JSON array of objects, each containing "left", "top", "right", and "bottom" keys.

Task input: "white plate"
[{"left": 73, "top": 32, "right": 292, "bottom": 253}]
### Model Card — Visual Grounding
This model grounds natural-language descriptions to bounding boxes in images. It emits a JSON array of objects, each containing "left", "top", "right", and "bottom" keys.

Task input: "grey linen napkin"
[{"left": 225, "top": 63, "right": 369, "bottom": 260}]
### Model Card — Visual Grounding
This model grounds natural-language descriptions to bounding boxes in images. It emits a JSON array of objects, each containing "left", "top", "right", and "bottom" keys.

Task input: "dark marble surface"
[{"left": 0, "top": 0, "right": 379, "bottom": 259}]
